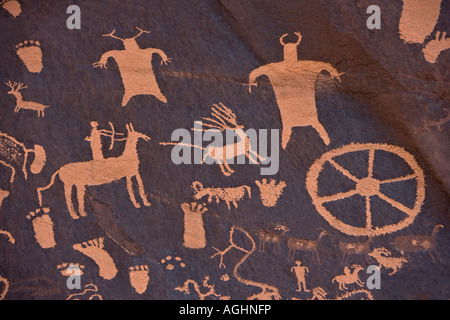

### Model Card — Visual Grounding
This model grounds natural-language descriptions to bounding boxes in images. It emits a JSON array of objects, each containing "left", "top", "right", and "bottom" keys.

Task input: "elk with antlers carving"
[
  {"left": 93, "top": 27, "right": 172, "bottom": 106},
  {"left": 6, "top": 81, "right": 49, "bottom": 117},
  {"left": 200, "top": 103, "right": 265, "bottom": 176}
]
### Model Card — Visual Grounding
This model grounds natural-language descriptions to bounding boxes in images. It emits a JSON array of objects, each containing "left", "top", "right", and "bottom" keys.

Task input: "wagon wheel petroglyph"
[{"left": 306, "top": 143, "right": 425, "bottom": 237}]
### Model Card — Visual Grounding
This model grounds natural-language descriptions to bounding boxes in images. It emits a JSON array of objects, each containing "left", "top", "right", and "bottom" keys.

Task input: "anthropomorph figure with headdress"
[
  {"left": 94, "top": 27, "right": 172, "bottom": 107},
  {"left": 248, "top": 32, "right": 343, "bottom": 149}
]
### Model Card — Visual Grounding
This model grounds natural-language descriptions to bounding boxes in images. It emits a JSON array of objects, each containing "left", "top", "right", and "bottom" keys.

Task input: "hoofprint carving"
[
  {"left": 191, "top": 181, "right": 251, "bottom": 210},
  {"left": 6, "top": 81, "right": 49, "bottom": 117},
  {"left": 37, "top": 123, "right": 150, "bottom": 220},
  {"left": 93, "top": 28, "right": 172, "bottom": 106}
]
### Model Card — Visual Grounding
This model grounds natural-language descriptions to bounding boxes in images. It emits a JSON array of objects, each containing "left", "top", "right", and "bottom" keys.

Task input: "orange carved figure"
[
  {"left": 129, "top": 265, "right": 150, "bottom": 294},
  {"left": 66, "top": 283, "right": 103, "bottom": 300},
  {"left": 306, "top": 143, "right": 425, "bottom": 237},
  {"left": 0, "top": 132, "right": 46, "bottom": 183},
  {"left": 93, "top": 28, "right": 172, "bottom": 106},
  {"left": 6, "top": 81, "right": 49, "bottom": 117},
  {"left": 37, "top": 123, "right": 151, "bottom": 220},
  {"left": 192, "top": 181, "right": 251, "bottom": 210},
  {"left": 332, "top": 265, "right": 365, "bottom": 290},
  {"left": 368, "top": 248, "right": 408, "bottom": 275},
  {"left": 16, "top": 40, "right": 43, "bottom": 73},
  {"left": 399, "top": 0, "right": 442, "bottom": 44},
  {"left": 176, "top": 276, "right": 230, "bottom": 300},
  {"left": 0, "top": 190, "right": 14, "bottom": 245},
  {"left": 85, "top": 121, "right": 125, "bottom": 160},
  {"left": 211, "top": 226, "right": 281, "bottom": 300},
  {"left": 255, "top": 179, "right": 286, "bottom": 207},
  {"left": 57, "top": 263, "right": 85, "bottom": 276},
  {"left": 26, "top": 207, "right": 56, "bottom": 249},
  {"left": 291, "top": 260, "right": 310, "bottom": 292},
  {"left": 393, "top": 225, "right": 443, "bottom": 263},
  {"left": 0, "top": 276, "right": 9, "bottom": 300},
  {"left": 423, "top": 32, "right": 450, "bottom": 63},
  {"left": 1, "top": 0, "right": 21, "bottom": 18},
  {"left": 73, "top": 237, "right": 118, "bottom": 280},
  {"left": 181, "top": 202, "right": 208, "bottom": 249},
  {"left": 248, "top": 32, "right": 342, "bottom": 148}
]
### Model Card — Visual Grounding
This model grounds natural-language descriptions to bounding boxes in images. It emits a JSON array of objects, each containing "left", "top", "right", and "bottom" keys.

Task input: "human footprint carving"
[
  {"left": 73, "top": 237, "right": 118, "bottom": 280},
  {"left": 57, "top": 263, "right": 85, "bottom": 276},
  {"left": 181, "top": 202, "right": 208, "bottom": 249},
  {"left": 26, "top": 207, "right": 56, "bottom": 249},
  {"left": 423, "top": 32, "right": 450, "bottom": 63},
  {"left": 93, "top": 27, "right": 172, "bottom": 106},
  {"left": 255, "top": 179, "right": 286, "bottom": 207},
  {"left": 129, "top": 265, "right": 150, "bottom": 294},
  {"left": 161, "top": 256, "right": 186, "bottom": 271},
  {"left": 1, "top": 0, "right": 21, "bottom": 18},
  {"left": 16, "top": 40, "right": 43, "bottom": 73}
]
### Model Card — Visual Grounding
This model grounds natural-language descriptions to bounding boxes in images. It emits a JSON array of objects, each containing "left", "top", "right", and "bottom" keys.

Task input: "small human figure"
[
  {"left": 248, "top": 32, "right": 342, "bottom": 149},
  {"left": 291, "top": 260, "right": 310, "bottom": 292},
  {"left": 85, "top": 121, "right": 125, "bottom": 160},
  {"left": 93, "top": 27, "right": 172, "bottom": 106}
]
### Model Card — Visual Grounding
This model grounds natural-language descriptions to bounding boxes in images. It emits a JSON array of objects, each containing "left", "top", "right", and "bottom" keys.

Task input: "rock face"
[{"left": 0, "top": 0, "right": 448, "bottom": 300}]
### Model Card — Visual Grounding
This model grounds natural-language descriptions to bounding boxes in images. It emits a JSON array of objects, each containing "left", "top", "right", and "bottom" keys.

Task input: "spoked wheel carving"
[{"left": 306, "top": 143, "right": 425, "bottom": 236}]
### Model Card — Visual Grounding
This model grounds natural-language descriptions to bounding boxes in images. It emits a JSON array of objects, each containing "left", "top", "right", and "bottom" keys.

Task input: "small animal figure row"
[{"left": 257, "top": 225, "right": 443, "bottom": 265}]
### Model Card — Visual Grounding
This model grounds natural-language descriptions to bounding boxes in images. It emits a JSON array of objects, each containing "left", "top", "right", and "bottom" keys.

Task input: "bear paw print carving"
[
  {"left": 129, "top": 265, "right": 150, "bottom": 294},
  {"left": 27, "top": 207, "right": 56, "bottom": 249},
  {"left": 16, "top": 40, "right": 43, "bottom": 73},
  {"left": 160, "top": 256, "right": 186, "bottom": 271}
]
